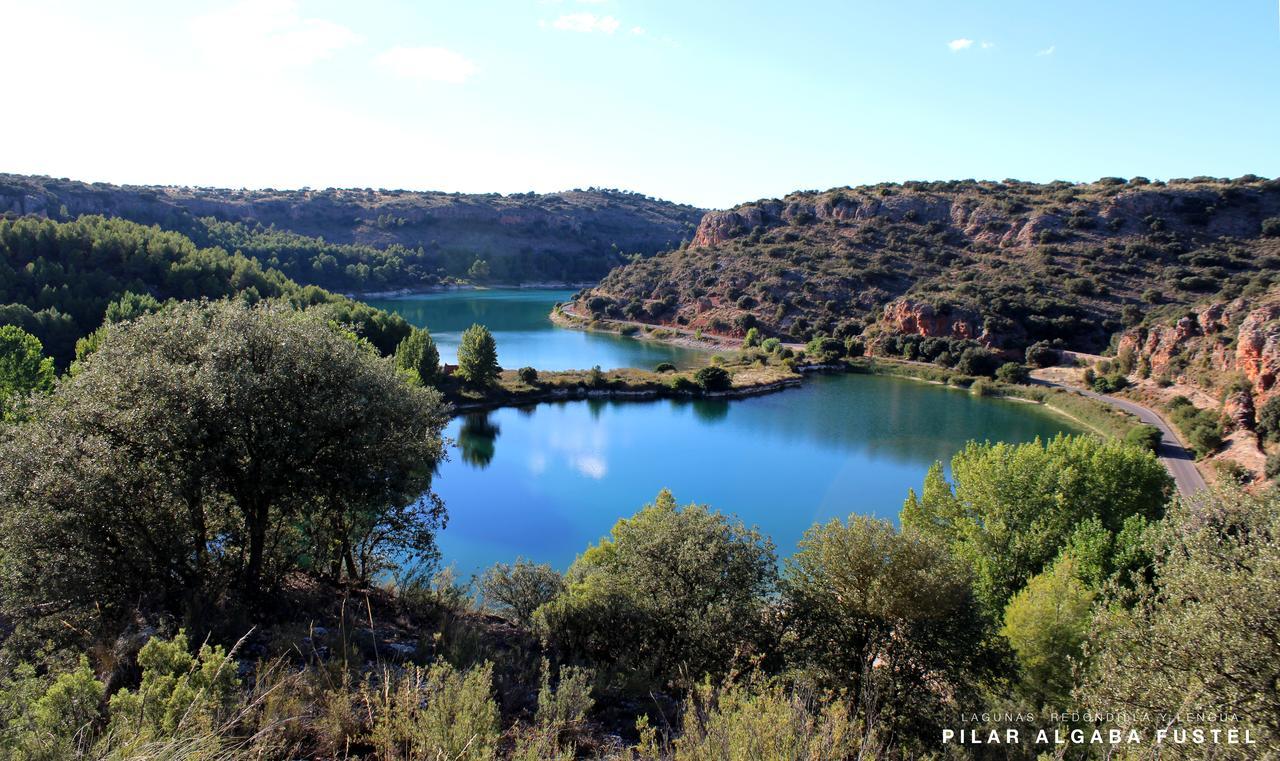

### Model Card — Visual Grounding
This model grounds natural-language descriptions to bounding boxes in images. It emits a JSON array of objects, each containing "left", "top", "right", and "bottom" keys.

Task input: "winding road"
[{"left": 1036, "top": 380, "right": 1207, "bottom": 496}]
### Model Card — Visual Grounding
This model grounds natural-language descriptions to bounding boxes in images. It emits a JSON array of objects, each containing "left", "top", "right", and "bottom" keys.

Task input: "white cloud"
[
  {"left": 376, "top": 46, "right": 477, "bottom": 83},
  {"left": 948, "top": 38, "right": 974, "bottom": 51},
  {"left": 981, "top": 41, "right": 995, "bottom": 49},
  {"left": 191, "top": 0, "right": 360, "bottom": 71},
  {"left": 571, "top": 454, "right": 607, "bottom": 479},
  {"left": 630, "top": 26, "right": 646, "bottom": 35},
  {"left": 1037, "top": 45, "right": 1056, "bottom": 56},
  {"left": 551, "top": 13, "right": 621, "bottom": 34}
]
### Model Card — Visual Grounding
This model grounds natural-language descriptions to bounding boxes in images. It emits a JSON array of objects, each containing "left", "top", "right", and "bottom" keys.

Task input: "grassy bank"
[{"left": 844, "top": 357, "right": 1140, "bottom": 439}]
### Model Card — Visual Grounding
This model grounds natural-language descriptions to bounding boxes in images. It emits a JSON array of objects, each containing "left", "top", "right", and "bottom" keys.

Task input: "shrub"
[
  {"left": 1025, "top": 341, "right": 1059, "bottom": 368},
  {"left": 369, "top": 662, "right": 500, "bottom": 761},
  {"left": 108, "top": 631, "right": 240, "bottom": 744},
  {"left": 1091, "top": 373, "right": 1129, "bottom": 393},
  {"left": 1167, "top": 397, "right": 1224, "bottom": 457},
  {"left": 995, "top": 362, "right": 1030, "bottom": 384},
  {"left": 587, "top": 365, "right": 606, "bottom": 388},
  {"left": 670, "top": 376, "right": 699, "bottom": 393},
  {"left": 804, "top": 335, "right": 844, "bottom": 363},
  {"left": 517, "top": 366, "right": 538, "bottom": 384},
  {"left": 954, "top": 347, "right": 998, "bottom": 377},
  {"left": 1257, "top": 395, "right": 1280, "bottom": 442},
  {"left": 970, "top": 378, "right": 996, "bottom": 397},
  {"left": 694, "top": 365, "right": 732, "bottom": 392},
  {"left": 1001, "top": 557, "right": 1095, "bottom": 705},
  {"left": 1123, "top": 424, "right": 1162, "bottom": 452},
  {"left": 1262, "top": 217, "right": 1280, "bottom": 237},
  {"left": 760, "top": 337, "right": 781, "bottom": 354},
  {"left": 535, "top": 490, "right": 776, "bottom": 687},
  {"left": 742, "top": 327, "right": 761, "bottom": 348},
  {"left": 654, "top": 362, "right": 676, "bottom": 373},
  {"left": 480, "top": 559, "right": 564, "bottom": 626},
  {"left": 1267, "top": 453, "right": 1280, "bottom": 480}
]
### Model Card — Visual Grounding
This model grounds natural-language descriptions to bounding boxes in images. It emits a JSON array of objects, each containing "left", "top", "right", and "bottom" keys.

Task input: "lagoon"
[{"left": 373, "top": 290, "right": 1080, "bottom": 578}]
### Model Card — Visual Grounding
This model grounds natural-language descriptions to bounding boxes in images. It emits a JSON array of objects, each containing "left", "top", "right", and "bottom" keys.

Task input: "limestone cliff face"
[
  {"left": 1118, "top": 288, "right": 1280, "bottom": 425},
  {"left": 879, "top": 299, "right": 987, "bottom": 344}
]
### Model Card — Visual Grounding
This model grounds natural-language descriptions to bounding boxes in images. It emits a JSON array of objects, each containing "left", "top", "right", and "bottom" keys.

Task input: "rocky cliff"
[
  {"left": 1118, "top": 286, "right": 1280, "bottom": 424},
  {"left": 578, "top": 176, "right": 1280, "bottom": 353}
]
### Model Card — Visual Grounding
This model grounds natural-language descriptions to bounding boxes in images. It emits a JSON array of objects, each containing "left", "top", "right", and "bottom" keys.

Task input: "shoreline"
[{"left": 349, "top": 282, "right": 595, "bottom": 300}]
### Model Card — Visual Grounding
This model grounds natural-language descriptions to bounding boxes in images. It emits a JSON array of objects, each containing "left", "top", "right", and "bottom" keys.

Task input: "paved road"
[{"left": 1037, "top": 380, "right": 1207, "bottom": 497}]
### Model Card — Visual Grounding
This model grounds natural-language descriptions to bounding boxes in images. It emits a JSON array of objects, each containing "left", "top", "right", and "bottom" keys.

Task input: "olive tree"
[{"left": 0, "top": 300, "right": 448, "bottom": 644}]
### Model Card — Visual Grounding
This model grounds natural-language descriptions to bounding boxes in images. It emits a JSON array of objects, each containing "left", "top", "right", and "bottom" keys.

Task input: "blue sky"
[{"left": 3, "top": 0, "right": 1277, "bottom": 208}]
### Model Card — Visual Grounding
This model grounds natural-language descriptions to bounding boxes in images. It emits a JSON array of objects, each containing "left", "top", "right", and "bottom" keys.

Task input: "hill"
[
  {"left": 574, "top": 176, "right": 1280, "bottom": 354},
  {"left": 0, "top": 215, "right": 412, "bottom": 365},
  {"left": 0, "top": 175, "right": 705, "bottom": 292}
]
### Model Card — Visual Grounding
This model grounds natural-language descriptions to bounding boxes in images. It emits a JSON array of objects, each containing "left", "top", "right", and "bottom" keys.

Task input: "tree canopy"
[
  {"left": 0, "top": 325, "right": 54, "bottom": 421},
  {"left": 0, "top": 300, "right": 448, "bottom": 647},
  {"left": 456, "top": 323, "right": 500, "bottom": 386}
]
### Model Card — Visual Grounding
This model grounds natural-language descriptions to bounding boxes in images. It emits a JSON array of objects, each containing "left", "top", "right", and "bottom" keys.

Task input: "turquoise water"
[
  {"left": 365, "top": 289, "right": 704, "bottom": 370},
  {"left": 370, "top": 290, "right": 1080, "bottom": 578}
]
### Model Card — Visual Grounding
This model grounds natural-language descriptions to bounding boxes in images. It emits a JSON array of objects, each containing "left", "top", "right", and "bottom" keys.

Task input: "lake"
[
  {"left": 365, "top": 289, "right": 704, "bottom": 370},
  {"left": 373, "top": 289, "right": 1080, "bottom": 578}
]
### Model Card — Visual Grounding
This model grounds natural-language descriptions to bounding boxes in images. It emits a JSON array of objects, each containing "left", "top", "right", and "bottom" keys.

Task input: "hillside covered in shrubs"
[
  {"left": 575, "top": 176, "right": 1280, "bottom": 354},
  {"left": 0, "top": 175, "right": 705, "bottom": 291}
]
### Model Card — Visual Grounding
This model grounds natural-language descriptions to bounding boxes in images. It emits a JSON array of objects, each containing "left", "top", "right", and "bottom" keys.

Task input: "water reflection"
[{"left": 457, "top": 413, "right": 500, "bottom": 468}]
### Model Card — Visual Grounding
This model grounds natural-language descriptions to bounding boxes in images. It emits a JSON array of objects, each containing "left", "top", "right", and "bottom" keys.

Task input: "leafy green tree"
[
  {"left": 0, "top": 301, "right": 447, "bottom": 647},
  {"left": 742, "top": 327, "right": 761, "bottom": 348},
  {"left": 782, "top": 516, "right": 1004, "bottom": 742},
  {"left": 1001, "top": 556, "right": 1095, "bottom": 706},
  {"left": 456, "top": 323, "right": 500, "bottom": 386},
  {"left": 804, "top": 335, "right": 843, "bottom": 363},
  {"left": 1080, "top": 488, "right": 1280, "bottom": 753},
  {"left": 394, "top": 326, "right": 441, "bottom": 385},
  {"left": 536, "top": 490, "right": 777, "bottom": 687},
  {"left": 694, "top": 365, "right": 731, "bottom": 392},
  {"left": 0, "top": 325, "right": 55, "bottom": 421},
  {"left": 467, "top": 258, "right": 491, "bottom": 280},
  {"left": 902, "top": 435, "right": 1172, "bottom": 613}
]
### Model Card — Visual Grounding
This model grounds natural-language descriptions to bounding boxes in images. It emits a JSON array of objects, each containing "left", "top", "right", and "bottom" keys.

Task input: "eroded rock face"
[
  {"left": 1120, "top": 288, "right": 1280, "bottom": 423},
  {"left": 880, "top": 299, "right": 984, "bottom": 343}
]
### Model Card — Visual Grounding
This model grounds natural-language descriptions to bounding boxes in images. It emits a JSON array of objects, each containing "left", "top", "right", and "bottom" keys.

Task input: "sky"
[{"left": 2, "top": 0, "right": 1277, "bottom": 209}]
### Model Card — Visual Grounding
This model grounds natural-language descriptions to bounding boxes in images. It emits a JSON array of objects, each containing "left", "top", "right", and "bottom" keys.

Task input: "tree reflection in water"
[{"left": 458, "top": 413, "right": 501, "bottom": 468}]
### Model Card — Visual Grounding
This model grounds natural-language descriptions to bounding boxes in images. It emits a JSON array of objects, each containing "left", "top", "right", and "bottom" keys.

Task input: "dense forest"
[
  {"left": 0, "top": 175, "right": 705, "bottom": 290},
  {"left": 0, "top": 292, "right": 1275, "bottom": 758},
  {"left": 576, "top": 175, "right": 1280, "bottom": 353},
  {"left": 0, "top": 215, "right": 413, "bottom": 365}
]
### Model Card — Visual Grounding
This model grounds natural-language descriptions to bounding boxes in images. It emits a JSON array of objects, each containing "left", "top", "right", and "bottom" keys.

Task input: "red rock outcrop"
[{"left": 880, "top": 299, "right": 985, "bottom": 343}]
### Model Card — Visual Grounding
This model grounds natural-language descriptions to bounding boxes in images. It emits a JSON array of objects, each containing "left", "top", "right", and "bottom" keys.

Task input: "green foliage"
[
  {"left": 760, "top": 337, "right": 781, "bottom": 354},
  {"left": 781, "top": 516, "right": 1002, "bottom": 742},
  {"left": 1122, "top": 423, "right": 1162, "bottom": 452},
  {"left": 107, "top": 631, "right": 240, "bottom": 746},
  {"left": 516, "top": 366, "right": 538, "bottom": 383},
  {"left": 694, "top": 365, "right": 731, "bottom": 392},
  {"left": 902, "top": 435, "right": 1172, "bottom": 613},
  {"left": 804, "top": 335, "right": 843, "bottom": 363},
  {"left": 1081, "top": 488, "right": 1280, "bottom": 754},
  {"left": 1, "top": 657, "right": 103, "bottom": 760},
  {"left": 995, "top": 361, "right": 1030, "bottom": 384},
  {"left": 368, "top": 661, "right": 500, "bottom": 761},
  {"left": 1268, "top": 452, "right": 1280, "bottom": 480},
  {"left": 664, "top": 677, "right": 862, "bottom": 761},
  {"left": 742, "top": 326, "right": 761, "bottom": 348},
  {"left": 0, "top": 215, "right": 414, "bottom": 365},
  {"left": 654, "top": 361, "right": 676, "bottom": 373},
  {"left": 456, "top": 324, "right": 500, "bottom": 386},
  {"left": 1001, "top": 557, "right": 1095, "bottom": 706},
  {"left": 1257, "top": 394, "right": 1280, "bottom": 442},
  {"left": 0, "top": 301, "right": 448, "bottom": 646},
  {"left": 0, "top": 325, "right": 54, "bottom": 421},
  {"left": 1166, "top": 396, "right": 1224, "bottom": 457},
  {"left": 1262, "top": 217, "right": 1280, "bottom": 237},
  {"left": 670, "top": 375, "right": 698, "bottom": 393},
  {"left": 480, "top": 559, "right": 564, "bottom": 626},
  {"left": 1024, "top": 341, "right": 1059, "bottom": 368},
  {"left": 467, "top": 258, "right": 491, "bottom": 281},
  {"left": 393, "top": 326, "right": 441, "bottom": 386},
  {"left": 536, "top": 490, "right": 777, "bottom": 688}
]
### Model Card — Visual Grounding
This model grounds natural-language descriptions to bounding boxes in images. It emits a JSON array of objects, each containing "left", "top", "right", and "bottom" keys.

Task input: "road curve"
[{"left": 1037, "top": 380, "right": 1207, "bottom": 497}]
